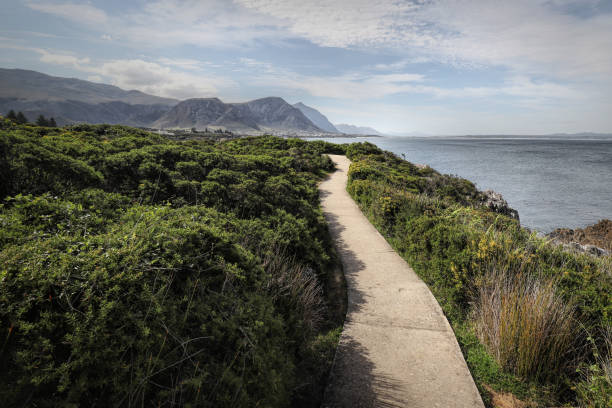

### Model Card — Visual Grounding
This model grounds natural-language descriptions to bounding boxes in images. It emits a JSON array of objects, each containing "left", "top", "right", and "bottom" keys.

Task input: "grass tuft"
[{"left": 471, "top": 265, "right": 580, "bottom": 382}]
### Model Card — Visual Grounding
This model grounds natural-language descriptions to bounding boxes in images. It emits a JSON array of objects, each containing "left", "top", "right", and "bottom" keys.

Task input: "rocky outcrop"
[
  {"left": 548, "top": 219, "right": 612, "bottom": 256},
  {"left": 151, "top": 98, "right": 231, "bottom": 130},
  {"left": 480, "top": 190, "right": 520, "bottom": 221}
]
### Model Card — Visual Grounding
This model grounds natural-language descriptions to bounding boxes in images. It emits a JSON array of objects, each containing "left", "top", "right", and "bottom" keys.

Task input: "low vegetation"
[
  {"left": 0, "top": 118, "right": 345, "bottom": 407},
  {"left": 2, "top": 117, "right": 609, "bottom": 406},
  {"left": 344, "top": 142, "right": 611, "bottom": 407}
]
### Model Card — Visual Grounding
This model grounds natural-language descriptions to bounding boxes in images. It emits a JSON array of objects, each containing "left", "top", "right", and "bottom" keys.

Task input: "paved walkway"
[{"left": 320, "top": 155, "right": 484, "bottom": 408}]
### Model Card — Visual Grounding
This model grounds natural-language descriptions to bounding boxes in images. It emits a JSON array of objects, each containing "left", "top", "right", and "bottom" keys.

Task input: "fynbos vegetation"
[
  {"left": 0, "top": 118, "right": 345, "bottom": 407},
  {"left": 344, "top": 142, "right": 611, "bottom": 406}
]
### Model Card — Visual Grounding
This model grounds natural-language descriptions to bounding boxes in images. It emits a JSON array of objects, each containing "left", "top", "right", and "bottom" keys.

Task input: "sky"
[{"left": 1, "top": 0, "right": 612, "bottom": 135}]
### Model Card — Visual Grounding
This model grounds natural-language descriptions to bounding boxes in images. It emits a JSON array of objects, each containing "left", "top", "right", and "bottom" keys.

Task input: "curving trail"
[{"left": 320, "top": 155, "right": 484, "bottom": 408}]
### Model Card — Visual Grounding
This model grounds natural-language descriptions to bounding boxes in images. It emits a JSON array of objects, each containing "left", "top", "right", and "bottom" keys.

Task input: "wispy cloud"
[
  {"left": 235, "top": 0, "right": 612, "bottom": 79},
  {"left": 88, "top": 59, "right": 237, "bottom": 99},
  {"left": 26, "top": 1, "right": 108, "bottom": 25},
  {"left": 0, "top": 44, "right": 90, "bottom": 68},
  {"left": 236, "top": 57, "right": 582, "bottom": 102},
  {"left": 23, "top": 0, "right": 612, "bottom": 80}
]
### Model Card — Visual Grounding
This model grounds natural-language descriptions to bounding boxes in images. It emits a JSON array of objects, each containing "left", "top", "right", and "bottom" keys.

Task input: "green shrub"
[
  {"left": 0, "top": 122, "right": 346, "bottom": 407},
  {"left": 0, "top": 207, "right": 295, "bottom": 407},
  {"left": 575, "top": 327, "right": 612, "bottom": 407}
]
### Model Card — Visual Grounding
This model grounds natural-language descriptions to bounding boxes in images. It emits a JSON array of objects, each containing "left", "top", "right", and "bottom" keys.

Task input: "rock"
[
  {"left": 548, "top": 219, "right": 612, "bottom": 255},
  {"left": 584, "top": 245, "right": 608, "bottom": 257},
  {"left": 481, "top": 190, "right": 520, "bottom": 221},
  {"left": 557, "top": 241, "right": 609, "bottom": 258}
]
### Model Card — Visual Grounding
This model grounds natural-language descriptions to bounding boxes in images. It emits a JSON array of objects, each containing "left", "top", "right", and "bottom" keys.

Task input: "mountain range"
[{"left": 0, "top": 68, "right": 383, "bottom": 136}]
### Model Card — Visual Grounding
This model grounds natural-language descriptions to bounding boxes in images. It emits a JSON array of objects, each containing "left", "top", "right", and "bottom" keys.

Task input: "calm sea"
[{"left": 307, "top": 136, "right": 612, "bottom": 233}]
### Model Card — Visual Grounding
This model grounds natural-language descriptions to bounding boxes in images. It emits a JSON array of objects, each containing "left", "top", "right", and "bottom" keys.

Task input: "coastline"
[{"left": 303, "top": 135, "right": 612, "bottom": 233}]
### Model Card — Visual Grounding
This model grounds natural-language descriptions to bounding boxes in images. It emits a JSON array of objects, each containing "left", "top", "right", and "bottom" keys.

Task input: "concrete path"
[{"left": 320, "top": 155, "right": 484, "bottom": 408}]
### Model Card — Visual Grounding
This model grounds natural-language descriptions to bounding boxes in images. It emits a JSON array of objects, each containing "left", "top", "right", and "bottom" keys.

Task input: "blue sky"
[{"left": 1, "top": 0, "right": 612, "bottom": 135}]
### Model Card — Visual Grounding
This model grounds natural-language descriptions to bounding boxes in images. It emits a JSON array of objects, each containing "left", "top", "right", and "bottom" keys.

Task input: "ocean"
[{"left": 307, "top": 136, "right": 612, "bottom": 233}]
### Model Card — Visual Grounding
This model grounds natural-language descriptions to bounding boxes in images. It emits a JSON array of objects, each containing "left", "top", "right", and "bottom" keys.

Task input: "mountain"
[
  {"left": 0, "top": 68, "right": 177, "bottom": 105},
  {"left": 293, "top": 102, "right": 339, "bottom": 133},
  {"left": 335, "top": 123, "right": 383, "bottom": 135},
  {"left": 0, "top": 68, "right": 177, "bottom": 126},
  {"left": 154, "top": 97, "right": 323, "bottom": 134},
  {"left": 0, "top": 97, "right": 173, "bottom": 127},
  {"left": 0, "top": 68, "right": 331, "bottom": 134}
]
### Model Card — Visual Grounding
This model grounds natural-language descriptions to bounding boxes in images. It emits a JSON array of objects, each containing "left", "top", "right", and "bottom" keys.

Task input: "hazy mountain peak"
[
  {"left": 293, "top": 102, "right": 339, "bottom": 133},
  {"left": 334, "top": 123, "right": 383, "bottom": 135}
]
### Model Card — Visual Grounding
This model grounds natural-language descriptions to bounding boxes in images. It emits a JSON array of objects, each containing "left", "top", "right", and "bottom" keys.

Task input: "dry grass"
[
  {"left": 599, "top": 255, "right": 612, "bottom": 278},
  {"left": 263, "top": 253, "right": 326, "bottom": 333},
  {"left": 471, "top": 266, "right": 580, "bottom": 382},
  {"left": 483, "top": 385, "right": 534, "bottom": 408}
]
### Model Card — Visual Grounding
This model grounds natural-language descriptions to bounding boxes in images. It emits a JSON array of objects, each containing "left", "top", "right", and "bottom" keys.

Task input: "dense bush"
[
  {"left": 345, "top": 143, "right": 611, "bottom": 406},
  {"left": 0, "top": 120, "right": 345, "bottom": 407}
]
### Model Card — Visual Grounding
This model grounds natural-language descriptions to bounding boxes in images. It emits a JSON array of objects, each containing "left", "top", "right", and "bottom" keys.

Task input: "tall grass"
[
  {"left": 263, "top": 252, "right": 326, "bottom": 333},
  {"left": 471, "top": 264, "right": 580, "bottom": 382}
]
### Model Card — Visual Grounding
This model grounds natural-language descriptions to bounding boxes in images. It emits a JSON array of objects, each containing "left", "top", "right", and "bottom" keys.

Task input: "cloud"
[
  {"left": 235, "top": 0, "right": 426, "bottom": 48},
  {"left": 236, "top": 57, "right": 581, "bottom": 102},
  {"left": 22, "top": 0, "right": 612, "bottom": 81},
  {"left": 87, "top": 59, "right": 237, "bottom": 100},
  {"left": 157, "top": 57, "right": 209, "bottom": 71},
  {"left": 236, "top": 0, "right": 612, "bottom": 80},
  {"left": 26, "top": 1, "right": 108, "bottom": 25},
  {"left": 0, "top": 44, "right": 90, "bottom": 68},
  {"left": 39, "top": 50, "right": 90, "bottom": 67},
  {"left": 114, "top": 0, "right": 285, "bottom": 48},
  {"left": 424, "top": 0, "right": 612, "bottom": 79}
]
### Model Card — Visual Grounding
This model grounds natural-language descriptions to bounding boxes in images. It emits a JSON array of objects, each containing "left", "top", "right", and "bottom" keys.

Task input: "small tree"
[
  {"left": 36, "top": 114, "right": 49, "bottom": 127},
  {"left": 15, "top": 111, "right": 27, "bottom": 124},
  {"left": 6, "top": 110, "right": 17, "bottom": 121},
  {"left": 49, "top": 117, "right": 57, "bottom": 127}
]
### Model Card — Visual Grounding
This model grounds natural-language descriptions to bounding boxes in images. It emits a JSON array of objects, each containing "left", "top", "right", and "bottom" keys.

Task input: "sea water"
[{"left": 307, "top": 136, "right": 612, "bottom": 232}]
